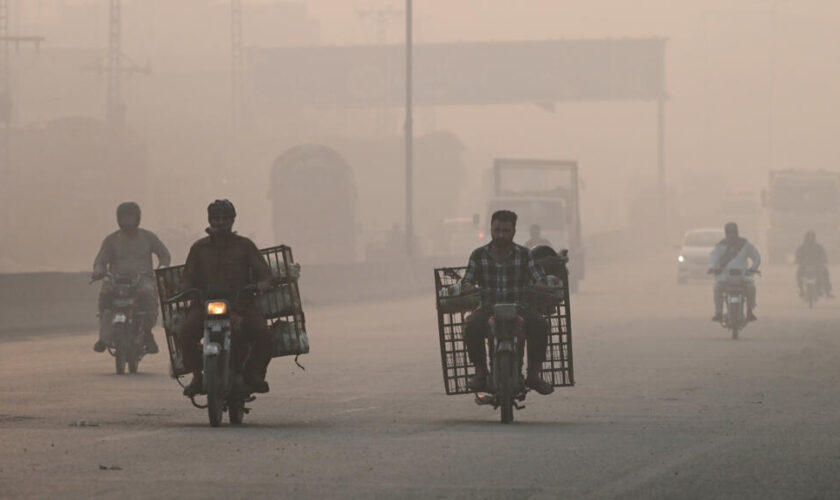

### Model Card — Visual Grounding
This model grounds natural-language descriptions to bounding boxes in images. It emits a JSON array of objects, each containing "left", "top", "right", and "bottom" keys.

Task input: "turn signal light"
[{"left": 206, "top": 301, "right": 228, "bottom": 315}]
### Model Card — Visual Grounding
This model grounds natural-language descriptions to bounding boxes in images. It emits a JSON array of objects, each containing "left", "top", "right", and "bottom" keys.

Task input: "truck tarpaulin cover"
[{"left": 249, "top": 38, "right": 666, "bottom": 109}]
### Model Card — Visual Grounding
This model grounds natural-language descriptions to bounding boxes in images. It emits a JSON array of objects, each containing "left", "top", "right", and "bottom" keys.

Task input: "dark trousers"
[
  {"left": 179, "top": 305, "right": 273, "bottom": 377},
  {"left": 464, "top": 305, "right": 549, "bottom": 370}
]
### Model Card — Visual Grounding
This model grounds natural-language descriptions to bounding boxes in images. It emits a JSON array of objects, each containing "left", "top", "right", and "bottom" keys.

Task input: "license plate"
[
  {"left": 113, "top": 313, "right": 127, "bottom": 323},
  {"left": 728, "top": 296, "right": 742, "bottom": 303}
]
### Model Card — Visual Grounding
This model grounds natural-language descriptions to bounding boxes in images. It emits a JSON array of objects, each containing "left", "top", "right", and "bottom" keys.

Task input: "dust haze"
[
  {"left": 4, "top": 2, "right": 840, "bottom": 499},
  {"left": 1, "top": 0, "right": 837, "bottom": 270}
]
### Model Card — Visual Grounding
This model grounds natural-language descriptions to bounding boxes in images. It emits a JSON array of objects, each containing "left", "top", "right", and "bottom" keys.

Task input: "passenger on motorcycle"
[
  {"left": 525, "top": 224, "right": 552, "bottom": 249},
  {"left": 92, "top": 202, "right": 171, "bottom": 354},
  {"left": 709, "top": 222, "right": 761, "bottom": 323},
  {"left": 795, "top": 231, "right": 834, "bottom": 298},
  {"left": 461, "top": 210, "right": 554, "bottom": 396},
  {"left": 179, "top": 199, "right": 275, "bottom": 397}
]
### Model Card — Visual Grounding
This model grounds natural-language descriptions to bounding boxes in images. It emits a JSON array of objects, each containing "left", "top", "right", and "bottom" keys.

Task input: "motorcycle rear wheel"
[
  {"left": 205, "top": 358, "right": 224, "bottom": 427},
  {"left": 496, "top": 351, "right": 514, "bottom": 424}
]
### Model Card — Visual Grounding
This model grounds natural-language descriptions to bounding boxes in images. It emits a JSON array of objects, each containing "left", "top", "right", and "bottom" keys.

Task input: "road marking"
[
  {"left": 586, "top": 435, "right": 737, "bottom": 499},
  {"left": 98, "top": 430, "right": 163, "bottom": 442}
]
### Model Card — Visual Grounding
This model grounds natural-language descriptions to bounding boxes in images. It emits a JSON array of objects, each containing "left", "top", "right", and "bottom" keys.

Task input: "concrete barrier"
[{"left": 0, "top": 257, "right": 463, "bottom": 333}]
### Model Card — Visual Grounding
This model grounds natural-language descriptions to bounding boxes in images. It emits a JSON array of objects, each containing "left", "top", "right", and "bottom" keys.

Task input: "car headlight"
[
  {"left": 206, "top": 301, "right": 228, "bottom": 315},
  {"left": 678, "top": 255, "right": 685, "bottom": 263}
]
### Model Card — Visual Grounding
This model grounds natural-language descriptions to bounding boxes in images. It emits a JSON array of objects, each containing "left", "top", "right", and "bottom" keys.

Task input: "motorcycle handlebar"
[{"left": 166, "top": 284, "right": 259, "bottom": 304}]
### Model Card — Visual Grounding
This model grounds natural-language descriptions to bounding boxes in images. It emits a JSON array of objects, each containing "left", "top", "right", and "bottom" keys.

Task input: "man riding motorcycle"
[
  {"left": 179, "top": 199, "right": 275, "bottom": 397},
  {"left": 92, "top": 202, "right": 171, "bottom": 354},
  {"left": 795, "top": 230, "right": 834, "bottom": 298},
  {"left": 461, "top": 210, "right": 554, "bottom": 396},
  {"left": 709, "top": 222, "right": 761, "bottom": 322}
]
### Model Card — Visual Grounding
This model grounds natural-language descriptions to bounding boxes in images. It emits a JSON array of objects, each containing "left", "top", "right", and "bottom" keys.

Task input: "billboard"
[{"left": 249, "top": 38, "right": 666, "bottom": 109}]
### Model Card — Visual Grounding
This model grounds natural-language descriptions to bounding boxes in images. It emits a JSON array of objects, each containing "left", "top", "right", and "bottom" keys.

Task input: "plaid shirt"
[{"left": 462, "top": 242, "right": 546, "bottom": 304}]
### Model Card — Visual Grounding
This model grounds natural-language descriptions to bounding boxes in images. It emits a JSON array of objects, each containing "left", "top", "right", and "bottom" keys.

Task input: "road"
[{"left": 2, "top": 261, "right": 839, "bottom": 499}]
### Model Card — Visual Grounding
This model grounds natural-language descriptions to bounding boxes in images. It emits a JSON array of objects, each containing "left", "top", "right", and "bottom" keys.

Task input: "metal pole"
[
  {"left": 107, "top": 0, "right": 123, "bottom": 128},
  {"left": 231, "top": 0, "right": 242, "bottom": 138},
  {"left": 657, "top": 96, "right": 666, "bottom": 242},
  {"left": 404, "top": 0, "right": 414, "bottom": 257}
]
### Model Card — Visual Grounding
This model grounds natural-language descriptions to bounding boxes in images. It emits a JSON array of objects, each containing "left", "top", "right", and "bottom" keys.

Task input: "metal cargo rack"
[
  {"left": 155, "top": 244, "right": 307, "bottom": 379},
  {"left": 433, "top": 266, "right": 574, "bottom": 396}
]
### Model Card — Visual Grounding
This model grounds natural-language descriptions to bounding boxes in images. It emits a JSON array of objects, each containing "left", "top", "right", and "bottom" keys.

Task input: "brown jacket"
[{"left": 181, "top": 232, "right": 271, "bottom": 297}]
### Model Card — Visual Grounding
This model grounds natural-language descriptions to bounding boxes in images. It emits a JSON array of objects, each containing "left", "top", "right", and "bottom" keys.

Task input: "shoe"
[
  {"left": 712, "top": 313, "right": 723, "bottom": 322},
  {"left": 467, "top": 372, "right": 487, "bottom": 392},
  {"left": 244, "top": 372, "right": 269, "bottom": 394},
  {"left": 143, "top": 333, "right": 159, "bottom": 354},
  {"left": 183, "top": 373, "right": 204, "bottom": 397},
  {"left": 93, "top": 340, "right": 107, "bottom": 353},
  {"left": 526, "top": 374, "right": 554, "bottom": 395},
  {"left": 747, "top": 311, "right": 757, "bottom": 322}
]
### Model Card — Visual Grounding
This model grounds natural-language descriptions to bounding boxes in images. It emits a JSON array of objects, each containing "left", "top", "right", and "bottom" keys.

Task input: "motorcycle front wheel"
[
  {"left": 229, "top": 400, "right": 245, "bottom": 425},
  {"left": 113, "top": 324, "right": 126, "bottom": 375},
  {"left": 496, "top": 351, "right": 514, "bottom": 424},
  {"left": 204, "top": 357, "right": 224, "bottom": 427}
]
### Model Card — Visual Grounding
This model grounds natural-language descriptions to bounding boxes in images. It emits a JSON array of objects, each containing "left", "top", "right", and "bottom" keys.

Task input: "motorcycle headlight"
[
  {"left": 678, "top": 255, "right": 685, "bottom": 263},
  {"left": 206, "top": 301, "right": 228, "bottom": 316}
]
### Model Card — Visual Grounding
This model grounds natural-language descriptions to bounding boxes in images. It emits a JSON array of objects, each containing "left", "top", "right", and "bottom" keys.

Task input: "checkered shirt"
[{"left": 461, "top": 242, "right": 546, "bottom": 304}]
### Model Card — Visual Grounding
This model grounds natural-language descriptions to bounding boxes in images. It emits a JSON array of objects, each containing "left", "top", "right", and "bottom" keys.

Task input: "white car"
[{"left": 677, "top": 228, "right": 725, "bottom": 283}]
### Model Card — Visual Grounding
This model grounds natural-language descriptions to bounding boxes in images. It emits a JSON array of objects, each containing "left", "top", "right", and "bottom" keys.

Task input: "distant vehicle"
[
  {"left": 487, "top": 158, "right": 584, "bottom": 292},
  {"left": 433, "top": 216, "right": 486, "bottom": 258},
  {"left": 716, "top": 269, "right": 760, "bottom": 340},
  {"left": 270, "top": 144, "right": 357, "bottom": 264},
  {"left": 764, "top": 170, "right": 840, "bottom": 264},
  {"left": 677, "top": 228, "right": 724, "bottom": 284},
  {"left": 800, "top": 264, "right": 822, "bottom": 308},
  {"left": 719, "top": 191, "right": 762, "bottom": 241}
]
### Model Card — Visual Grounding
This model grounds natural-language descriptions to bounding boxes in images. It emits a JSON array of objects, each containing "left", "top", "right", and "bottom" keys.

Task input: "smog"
[{"left": 1, "top": 1, "right": 839, "bottom": 498}]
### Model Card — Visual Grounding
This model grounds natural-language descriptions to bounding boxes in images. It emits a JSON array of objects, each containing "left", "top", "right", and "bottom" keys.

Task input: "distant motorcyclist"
[
  {"left": 92, "top": 202, "right": 171, "bottom": 353},
  {"left": 525, "top": 224, "right": 552, "bottom": 250},
  {"left": 461, "top": 210, "right": 554, "bottom": 396},
  {"left": 178, "top": 200, "right": 275, "bottom": 397},
  {"left": 795, "top": 230, "right": 833, "bottom": 298},
  {"left": 708, "top": 222, "right": 761, "bottom": 322}
]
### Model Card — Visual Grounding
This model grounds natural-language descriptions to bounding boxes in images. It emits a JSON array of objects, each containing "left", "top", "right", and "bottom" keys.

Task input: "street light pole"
[{"left": 404, "top": 0, "right": 414, "bottom": 258}]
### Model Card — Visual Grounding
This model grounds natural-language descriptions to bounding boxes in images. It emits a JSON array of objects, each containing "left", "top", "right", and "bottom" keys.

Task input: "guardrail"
[{"left": 0, "top": 257, "right": 462, "bottom": 333}]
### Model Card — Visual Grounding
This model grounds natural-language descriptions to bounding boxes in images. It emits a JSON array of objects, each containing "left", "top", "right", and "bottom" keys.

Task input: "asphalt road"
[{"left": 2, "top": 261, "right": 839, "bottom": 499}]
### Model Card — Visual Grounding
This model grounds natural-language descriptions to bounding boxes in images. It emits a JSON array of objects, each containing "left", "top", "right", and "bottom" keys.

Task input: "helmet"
[
  {"left": 724, "top": 222, "right": 739, "bottom": 236},
  {"left": 530, "top": 245, "right": 557, "bottom": 260},
  {"left": 805, "top": 230, "right": 816, "bottom": 244},
  {"left": 207, "top": 199, "right": 236, "bottom": 219},
  {"left": 116, "top": 202, "right": 141, "bottom": 230}
]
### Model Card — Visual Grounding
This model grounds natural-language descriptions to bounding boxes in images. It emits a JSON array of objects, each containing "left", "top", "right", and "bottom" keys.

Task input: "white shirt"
[{"left": 709, "top": 239, "right": 761, "bottom": 283}]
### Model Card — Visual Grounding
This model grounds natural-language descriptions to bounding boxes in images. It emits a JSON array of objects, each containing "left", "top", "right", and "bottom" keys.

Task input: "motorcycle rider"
[
  {"left": 524, "top": 224, "right": 552, "bottom": 249},
  {"left": 795, "top": 230, "right": 834, "bottom": 298},
  {"left": 460, "top": 210, "right": 554, "bottom": 395},
  {"left": 709, "top": 222, "right": 761, "bottom": 322},
  {"left": 179, "top": 199, "right": 275, "bottom": 397},
  {"left": 92, "top": 202, "right": 170, "bottom": 354}
]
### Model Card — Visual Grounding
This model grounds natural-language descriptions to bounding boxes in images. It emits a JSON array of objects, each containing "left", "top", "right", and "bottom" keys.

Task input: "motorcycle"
[
  {"left": 93, "top": 272, "right": 151, "bottom": 374},
  {"left": 800, "top": 265, "right": 821, "bottom": 308},
  {"left": 467, "top": 287, "right": 563, "bottom": 424},
  {"left": 168, "top": 285, "right": 259, "bottom": 427},
  {"left": 716, "top": 268, "right": 760, "bottom": 340}
]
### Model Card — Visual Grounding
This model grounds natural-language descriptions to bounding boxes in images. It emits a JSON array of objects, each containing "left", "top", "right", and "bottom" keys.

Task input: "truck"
[
  {"left": 764, "top": 170, "right": 840, "bottom": 264},
  {"left": 270, "top": 144, "right": 357, "bottom": 264},
  {"left": 487, "top": 158, "right": 585, "bottom": 291}
]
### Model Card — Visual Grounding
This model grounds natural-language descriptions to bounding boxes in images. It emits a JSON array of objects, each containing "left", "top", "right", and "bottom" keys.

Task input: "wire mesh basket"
[
  {"left": 433, "top": 265, "right": 574, "bottom": 395},
  {"left": 155, "top": 244, "right": 307, "bottom": 378}
]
